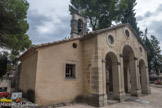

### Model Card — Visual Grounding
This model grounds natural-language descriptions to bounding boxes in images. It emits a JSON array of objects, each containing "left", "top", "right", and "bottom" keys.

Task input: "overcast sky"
[{"left": 27, "top": 0, "right": 162, "bottom": 48}]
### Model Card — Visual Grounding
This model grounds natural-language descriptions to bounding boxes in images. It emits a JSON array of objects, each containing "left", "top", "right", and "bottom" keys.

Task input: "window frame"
[
  {"left": 139, "top": 45, "right": 143, "bottom": 56},
  {"left": 124, "top": 28, "right": 131, "bottom": 39},
  {"left": 64, "top": 61, "right": 77, "bottom": 80},
  {"left": 107, "top": 33, "right": 115, "bottom": 47},
  {"left": 108, "top": 35, "right": 114, "bottom": 45}
]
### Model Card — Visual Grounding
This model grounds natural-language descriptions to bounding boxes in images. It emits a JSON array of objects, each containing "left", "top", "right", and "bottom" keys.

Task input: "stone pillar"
[
  {"left": 141, "top": 66, "right": 151, "bottom": 94},
  {"left": 119, "top": 54, "right": 126, "bottom": 100},
  {"left": 129, "top": 58, "right": 140, "bottom": 96},
  {"left": 86, "top": 65, "right": 107, "bottom": 107},
  {"left": 113, "top": 62, "right": 125, "bottom": 101},
  {"left": 145, "top": 67, "right": 151, "bottom": 94},
  {"left": 145, "top": 53, "right": 151, "bottom": 94},
  {"left": 85, "top": 46, "right": 107, "bottom": 107},
  {"left": 127, "top": 66, "right": 131, "bottom": 93},
  {"left": 102, "top": 60, "right": 108, "bottom": 105}
]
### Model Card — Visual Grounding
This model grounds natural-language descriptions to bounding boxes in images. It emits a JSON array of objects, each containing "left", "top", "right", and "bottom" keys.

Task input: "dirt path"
[{"left": 59, "top": 85, "right": 162, "bottom": 108}]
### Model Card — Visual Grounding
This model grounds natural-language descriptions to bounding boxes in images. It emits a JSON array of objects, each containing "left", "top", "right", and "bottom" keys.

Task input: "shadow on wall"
[
  {"left": 26, "top": 89, "right": 35, "bottom": 103},
  {"left": 18, "top": 89, "right": 35, "bottom": 103}
]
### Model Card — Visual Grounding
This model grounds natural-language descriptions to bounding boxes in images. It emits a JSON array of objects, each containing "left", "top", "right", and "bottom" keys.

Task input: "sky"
[{"left": 27, "top": 0, "right": 162, "bottom": 48}]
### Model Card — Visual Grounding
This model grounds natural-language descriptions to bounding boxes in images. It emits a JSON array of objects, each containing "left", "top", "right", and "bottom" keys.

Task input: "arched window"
[{"left": 78, "top": 19, "right": 83, "bottom": 34}]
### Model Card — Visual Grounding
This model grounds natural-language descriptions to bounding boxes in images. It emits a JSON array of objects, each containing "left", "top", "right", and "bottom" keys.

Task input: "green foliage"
[
  {"left": 0, "top": 53, "right": 8, "bottom": 78},
  {"left": 142, "top": 29, "right": 162, "bottom": 74},
  {"left": 0, "top": 0, "right": 29, "bottom": 34},
  {"left": 143, "top": 29, "right": 154, "bottom": 73},
  {"left": 150, "top": 35, "right": 162, "bottom": 75},
  {"left": 0, "top": 0, "right": 32, "bottom": 66},
  {"left": 121, "top": 0, "right": 141, "bottom": 36},
  {"left": 69, "top": 0, "right": 128, "bottom": 30}
]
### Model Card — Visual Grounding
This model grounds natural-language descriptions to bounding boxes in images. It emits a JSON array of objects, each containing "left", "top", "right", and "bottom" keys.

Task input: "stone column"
[
  {"left": 85, "top": 48, "right": 107, "bottom": 107},
  {"left": 145, "top": 53, "right": 151, "bottom": 94},
  {"left": 113, "top": 62, "right": 125, "bottom": 101},
  {"left": 129, "top": 58, "right": 140, "bottom": 96},
  {"left": 127, "top": 66, "right": 131, "bottom": 93},
  {"left": 141, "top": 66, "right": 151, "bottom": 94},
  {"left": 119, "top": 54, "right": 126, "bottom": 100},
  {"left": 137, "top": 64, "right": 142, "bottom": 94}
]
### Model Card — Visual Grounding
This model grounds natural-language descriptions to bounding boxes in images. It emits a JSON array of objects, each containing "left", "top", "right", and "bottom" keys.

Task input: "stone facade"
[
  {"left": 83, "top": 25, "right": 151, "bottom": 106},
  {"left": 18, "top": 13, "right": 151, "bottom": 107}
]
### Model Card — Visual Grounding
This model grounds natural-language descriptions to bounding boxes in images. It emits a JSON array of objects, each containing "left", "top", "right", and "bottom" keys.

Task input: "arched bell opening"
[{"left": 78, "top": 19, "right": 83, "bottom": 34}]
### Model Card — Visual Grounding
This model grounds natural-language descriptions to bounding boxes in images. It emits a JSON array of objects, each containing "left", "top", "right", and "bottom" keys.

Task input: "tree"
[
  {"left": 0, "top": 0, "right": 32, "bottom": 77},
  {"left": 0, "top": 53, "right": 8, "bottom": 78},
  {"left": 142, "top": 29, "right": 154, "bottom": 73},
  {"left": 69, "top": 0, "right": 128, "bottom": 30},
  {"left": 150, "top": 35, "right": 162, "bottom": 75},
  {"left": 0, "top": 0, "right": 29, "bottom": 35},
  {"left": 121, "top": 0, "right": 141, "bottom": 36},
  {"left": 0, "top": 0, "right": 32, "bottom": 66}
]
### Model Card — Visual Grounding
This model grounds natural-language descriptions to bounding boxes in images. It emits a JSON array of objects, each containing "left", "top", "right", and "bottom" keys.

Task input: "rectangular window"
[{"left": 65, "top": 64, "right": 76, "bottom": 79}]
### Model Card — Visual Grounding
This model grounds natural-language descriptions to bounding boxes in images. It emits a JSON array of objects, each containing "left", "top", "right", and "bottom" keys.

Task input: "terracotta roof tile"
[
  {"left": 18, "top": 37, "right": 81, "bottom": 60},
  {"left": 19, "top": 23, "right": 148, "bottom": 60},
  {"left": 32, "top": 37, "right": 81, "bottom": 48}
]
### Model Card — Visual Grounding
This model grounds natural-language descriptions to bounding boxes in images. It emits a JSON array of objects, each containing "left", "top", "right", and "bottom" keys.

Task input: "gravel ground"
[{"left": 58, "top": 85, "right": 162, "bottom": 108}]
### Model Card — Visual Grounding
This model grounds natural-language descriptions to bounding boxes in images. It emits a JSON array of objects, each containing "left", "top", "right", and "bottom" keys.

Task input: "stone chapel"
[{"left": 18, "top": 12, "right": 151, "bottom": 107}]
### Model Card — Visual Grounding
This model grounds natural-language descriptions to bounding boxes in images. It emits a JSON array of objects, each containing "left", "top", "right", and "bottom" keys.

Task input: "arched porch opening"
[
  {"left": 105, "top": 52, "right": 119, "bottom": 99},
  {"left": 122, "top": 45, "right": 136, "bottom": 94},
  {"left": 139, "top": 59, "right": 148, "bottom": 94}
]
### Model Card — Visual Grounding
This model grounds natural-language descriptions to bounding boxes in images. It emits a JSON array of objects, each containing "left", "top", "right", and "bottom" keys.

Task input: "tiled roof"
[
  {"left": 32, "top": 36, "right": 81, "bottom": 49},
  {"left": 18, "top": 37, "right": 81, "bottom": 60},
  {"left": 19, "top": 23, "right": 148, "bottom": 60}
]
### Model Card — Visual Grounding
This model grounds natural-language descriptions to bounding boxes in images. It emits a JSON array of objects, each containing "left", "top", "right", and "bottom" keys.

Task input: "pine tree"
[
  {"left": 121, "top": 0, "right": 141, "bottom": 36},
  {"left": 0, "top": 0, "right": 32, "bottom": 77},
  {"left": 150, "top": 35, "right": 162, "bottom": 75},
  {"left": 69, "top": 0, "right": 128, "bottom": 30},
  {"left": 143, "top": 29, "right": 154, "bottom": 73},
  {"left": 0, "top": 0, "right": 32, "bottom": 66}
]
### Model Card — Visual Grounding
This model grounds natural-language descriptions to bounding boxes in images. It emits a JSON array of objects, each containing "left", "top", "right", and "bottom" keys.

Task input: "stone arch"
[
  {"left": 139, "top": 59, "right": 149, "bottom": 94},
  {"left": 105, "top": 51, "right": 120, "bottom": 99},
  {"left": 103, "top": 49, "right": 120, "bottom": 62},
  {"left": 120, "top": 41, "right": 137, "bottom": 57},
  {"left": 122, "top": 45, "right": 137, "bottom": 95}
]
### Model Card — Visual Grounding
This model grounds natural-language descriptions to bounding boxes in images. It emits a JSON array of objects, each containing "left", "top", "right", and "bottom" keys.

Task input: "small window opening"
[
  {"left": 140, "top": 47, "right": 143, "bottom": 53},
  {"left": 73, "top": 43, "right": 77, "bottom": 48},
  {"left": 108, "top": 35, "right": 114, "bottom": 44},
  {"left": 65, "top": 64, "right": 76, "bottom": 79},
  {"left": 125, "top": 29, "right": 130, "bottom": 37}
]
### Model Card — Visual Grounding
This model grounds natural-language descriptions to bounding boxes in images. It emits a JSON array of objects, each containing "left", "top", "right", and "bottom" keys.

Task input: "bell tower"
[{"left": 70, "top": 12, "right": 87, "bottom": 38}]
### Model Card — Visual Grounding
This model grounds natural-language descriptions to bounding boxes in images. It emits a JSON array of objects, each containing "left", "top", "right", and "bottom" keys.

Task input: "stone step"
[
  {"left": 107, "top": 93, "right": 113, "bottom": 100},
  {"left": 107, "top": 100, "right": 120, "bottom": 105}
]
